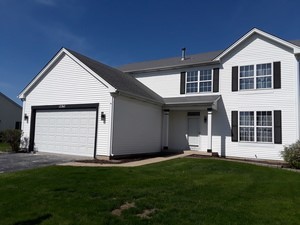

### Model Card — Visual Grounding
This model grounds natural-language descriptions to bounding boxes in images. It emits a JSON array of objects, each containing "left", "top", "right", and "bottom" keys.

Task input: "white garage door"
[{"left": 34, "top": 108, "right": 97, "bottom": 157}]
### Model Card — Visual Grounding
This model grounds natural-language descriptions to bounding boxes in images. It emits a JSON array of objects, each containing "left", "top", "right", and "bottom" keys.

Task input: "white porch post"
[
  {"left": 162, "top": 109, "right": 169, "bottom": 150},
  {"left": 207, "top": 108, "right": 212, "bottom": 152}
]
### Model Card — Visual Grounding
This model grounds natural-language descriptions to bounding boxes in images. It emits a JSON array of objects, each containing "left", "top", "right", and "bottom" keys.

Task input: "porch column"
[
  {"left": 162, "top": 109, "right": 169, "bottom": 150},
  {"left": 207, "top": 108, "right": 212, "bottom": 153}
]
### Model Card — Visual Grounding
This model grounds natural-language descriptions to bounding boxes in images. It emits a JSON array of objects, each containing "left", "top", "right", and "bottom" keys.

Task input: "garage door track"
[{"left": 0, "top": 152, "right": 90, "bottom": 173}]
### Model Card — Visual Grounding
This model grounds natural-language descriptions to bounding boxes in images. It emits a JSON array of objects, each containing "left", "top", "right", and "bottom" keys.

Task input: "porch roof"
[{"left": 163, "top": 95, "right": 221, "bottom": 110}]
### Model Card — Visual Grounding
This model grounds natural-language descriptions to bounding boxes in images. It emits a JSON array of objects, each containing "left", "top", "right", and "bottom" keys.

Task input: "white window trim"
[
  {"left": 238, "top": 63, "right": 273, "bottom": 91},
  {"left": 238, "top": 111, "right": 273, "bottom": 143},
  {"left": 185, "top": 69, "right": 213, "bottom": 94}
]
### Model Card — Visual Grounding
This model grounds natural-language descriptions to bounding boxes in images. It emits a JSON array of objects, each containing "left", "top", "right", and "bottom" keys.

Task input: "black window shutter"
[
  {"left": 274, "top": 110, "right": 282, "bottom": 144},
  {"left": 180, "top": 72, "right": 186, "bottom": 94},
  {"left": 273, "top": 62, "right": 281, "bottom": 89},
  {"left": 231, "top": 111, "right": 238, "bottom": 142},
  {"left": 232, "top": 66, "right": 238, "bottom": 92},
  {"left": 213, "top": 68, "right": 219, "bottom": 92}
]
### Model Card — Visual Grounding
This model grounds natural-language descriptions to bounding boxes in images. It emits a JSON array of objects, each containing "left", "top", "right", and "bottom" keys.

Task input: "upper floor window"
[
  {"left": 239, "top": 63, "right": 272, "bottom": 90},
  {"left": 240, "top": 65, "right": 254, "bottom": 90},
  {"left": 256, "top": 63, "right": 272, "bottom": 88},
  {"left": 186, "top": 70, "right": 212, "bottom": 93}
]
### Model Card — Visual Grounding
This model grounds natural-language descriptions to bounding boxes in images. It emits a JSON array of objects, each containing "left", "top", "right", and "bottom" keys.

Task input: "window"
[
  {"left": 186, "top": 69, "right": 212, "bottom": 93},
  {"left": 256, "top": 111, "right": 272, "bottom": 142},
  {"left": 186, "top": 71, "right": 198, "bottom": 93},
  {"left": 256, "top": 63, "right": 272, "bottom": 89},
  {"left": 239, "top": 63, "right": 272, "bottom": 90},
  {"left": 240, "top": 65, "right": 254, "bottom": 90},
  {"left": 239, "top": 111, "right": 272, "bottom": 143},
  {"left": 239, "top": 111, "right": 254, "bottom": 141},
  {"left": 199, "top": 70, "right": 212, "bottom": 92}
]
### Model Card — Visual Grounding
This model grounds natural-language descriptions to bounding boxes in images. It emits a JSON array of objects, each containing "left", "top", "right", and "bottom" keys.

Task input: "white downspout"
[
  {"left": 109, "top": 95, "right": 115, "bottom": 157},
  {"left": 296, "top": 58, "right": 300, "bottom": 140}
]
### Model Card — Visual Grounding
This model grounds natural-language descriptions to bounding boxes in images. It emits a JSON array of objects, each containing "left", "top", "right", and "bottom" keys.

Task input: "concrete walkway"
[
  {"left": 60, "top": 151, "right": 211, "bottom": 167},
  {"left": 59, "top": 151, "right": 300, "bottom": 173}
]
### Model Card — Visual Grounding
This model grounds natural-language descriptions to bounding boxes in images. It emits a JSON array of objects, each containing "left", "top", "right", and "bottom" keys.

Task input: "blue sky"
[{"left": 1, "top": 0, "right": 300, "bottom": 105}]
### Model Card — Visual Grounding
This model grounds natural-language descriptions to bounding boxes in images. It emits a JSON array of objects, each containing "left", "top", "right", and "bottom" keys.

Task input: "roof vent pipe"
[{"left": 181, "top": 47, "right": 186, "bottom": 61}]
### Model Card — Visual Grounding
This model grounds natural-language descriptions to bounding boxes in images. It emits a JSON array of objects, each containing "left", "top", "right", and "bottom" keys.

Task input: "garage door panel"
[{"left": 34, "top": 108, "right": 96, "bottom": 157}]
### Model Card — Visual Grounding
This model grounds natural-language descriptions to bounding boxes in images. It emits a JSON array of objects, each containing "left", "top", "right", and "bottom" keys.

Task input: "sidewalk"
[
  {"left": 60, "top": 151, "right": 210, "bottom": 167},
  {"left": 59, "top": 151, "right": 299, "bottom": 173}
]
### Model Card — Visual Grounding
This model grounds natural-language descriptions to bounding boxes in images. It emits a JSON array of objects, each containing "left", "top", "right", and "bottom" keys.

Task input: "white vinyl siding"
[
  {"left": 22, "top": 53, "right": 112, "bottom": 156},
  {"left": 112, "top": 95, "right": 162, "bottom": 155},
  {"left": 221, "top": 34, "right": 298, "bottom": 160}
]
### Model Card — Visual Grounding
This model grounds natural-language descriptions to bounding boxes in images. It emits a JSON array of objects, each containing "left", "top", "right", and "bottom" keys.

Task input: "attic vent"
[{"left": 181, "top": 48, "right": 186, "bottom": 61}]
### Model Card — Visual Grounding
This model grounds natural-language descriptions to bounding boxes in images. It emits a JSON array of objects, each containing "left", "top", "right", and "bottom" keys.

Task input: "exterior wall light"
[
  {"left": 24, "top": 114, "right": 29, "bottom": 122},
  {"left": 101, "top": 112, "right": 106, "bottom": 121}
]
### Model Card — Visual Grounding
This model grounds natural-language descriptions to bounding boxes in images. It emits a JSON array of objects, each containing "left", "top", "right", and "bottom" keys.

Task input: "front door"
[{"left": 188, "top": 117, "right": 200, "bottom": 147}]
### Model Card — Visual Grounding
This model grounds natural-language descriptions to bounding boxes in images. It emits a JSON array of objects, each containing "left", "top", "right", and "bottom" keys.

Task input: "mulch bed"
[
  {"left": 76, "top": 151, "right": 182, "bottom": 164},
  {"left": 187, "top": 154, "right": 291, "bottom": 168}
]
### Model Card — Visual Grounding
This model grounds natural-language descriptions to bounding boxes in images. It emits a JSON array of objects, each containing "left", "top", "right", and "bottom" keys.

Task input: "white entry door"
[
  {"left": 188, "top": 117, "right": 200, "bottom": 146},
  {"left": 34, "top": 108, "right": 97, "bottom": 157}
]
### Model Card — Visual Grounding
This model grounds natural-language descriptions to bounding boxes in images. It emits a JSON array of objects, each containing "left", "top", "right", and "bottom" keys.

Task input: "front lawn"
[
  {"left": 0, "top": 158, "right": 299, "bottom": 225},
  {"left": 0, "top": 142, "right": 11, "bottom": 152}
]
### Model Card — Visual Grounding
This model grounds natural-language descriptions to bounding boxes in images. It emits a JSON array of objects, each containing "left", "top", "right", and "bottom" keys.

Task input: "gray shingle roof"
[
  {"left": 66, "top": 49, "right": 164, "bottom": 104},
  {"left": 119, "top": 40, "right": 300, "bottom": 73},
  {"left": 289, "top": 40, "right": 300, "bottom": 47},
  {"left": 118, "top": 50, "right": 222, "bottom": 73}
]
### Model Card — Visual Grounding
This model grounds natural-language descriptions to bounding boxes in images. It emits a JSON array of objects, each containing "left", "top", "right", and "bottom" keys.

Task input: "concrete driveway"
[{"left": 0, "top": 152, "right": 91, "bottom": 173}]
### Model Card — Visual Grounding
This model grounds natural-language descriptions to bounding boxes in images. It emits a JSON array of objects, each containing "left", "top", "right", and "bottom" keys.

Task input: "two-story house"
[
  {"left": 19, "top": 28, "right": 300, "bottom": 160},
  {"left": 0, "top": 92, "right": 22, "bottom": 132}
]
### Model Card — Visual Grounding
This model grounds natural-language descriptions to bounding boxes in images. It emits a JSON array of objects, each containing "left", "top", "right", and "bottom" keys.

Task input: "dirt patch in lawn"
[
  {"left": 111, "top": 202, "right": 136, "bottom": 216},
  {"left": 137, "top": 208, "right": 157, "bottom": 219}
]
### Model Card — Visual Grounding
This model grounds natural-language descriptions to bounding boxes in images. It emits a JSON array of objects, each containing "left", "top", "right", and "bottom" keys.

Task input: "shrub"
[
  {"left": 281, "top": 140, "right": 300, "bottom": 169},
  {"left": 2, "top": 129, "right": 22, "bottom": 152}
]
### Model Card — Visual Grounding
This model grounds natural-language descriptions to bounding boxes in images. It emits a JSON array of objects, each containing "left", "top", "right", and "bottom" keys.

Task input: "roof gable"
[
  {"left": 213, "top": 28, "right": 300, "bottom": 61},
  {"left": 19, "top": 48, "right": 163, "bottom": 104}
]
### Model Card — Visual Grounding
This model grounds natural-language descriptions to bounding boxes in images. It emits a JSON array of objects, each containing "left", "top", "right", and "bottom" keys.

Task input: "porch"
[{"left": 162, "top": 95, "right": 221, "bottom": 153}]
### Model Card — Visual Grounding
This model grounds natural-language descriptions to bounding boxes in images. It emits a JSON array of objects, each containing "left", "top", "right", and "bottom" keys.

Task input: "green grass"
[
  {"left": 0, "top": 142, "right": 11, "bottom": 152},
  {"left": 0, "top": 158, "right": 299, "bottom": 225}
]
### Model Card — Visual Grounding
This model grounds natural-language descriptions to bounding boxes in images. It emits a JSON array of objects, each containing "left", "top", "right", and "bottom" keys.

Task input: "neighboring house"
[
  {"left": 0, "top": 92, "right": 22, "bottom": 132},
  {"left": 19, "top": 28, "right": 300, "bottom": 160}
]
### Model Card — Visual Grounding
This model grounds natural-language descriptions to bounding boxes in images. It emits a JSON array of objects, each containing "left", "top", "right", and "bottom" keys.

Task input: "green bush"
[
  {"left": 281, "top": 140, "right": 300, "bottom": 169},
  {"left": 2, "top": 129, "right": 22, "bottom": 152}
]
